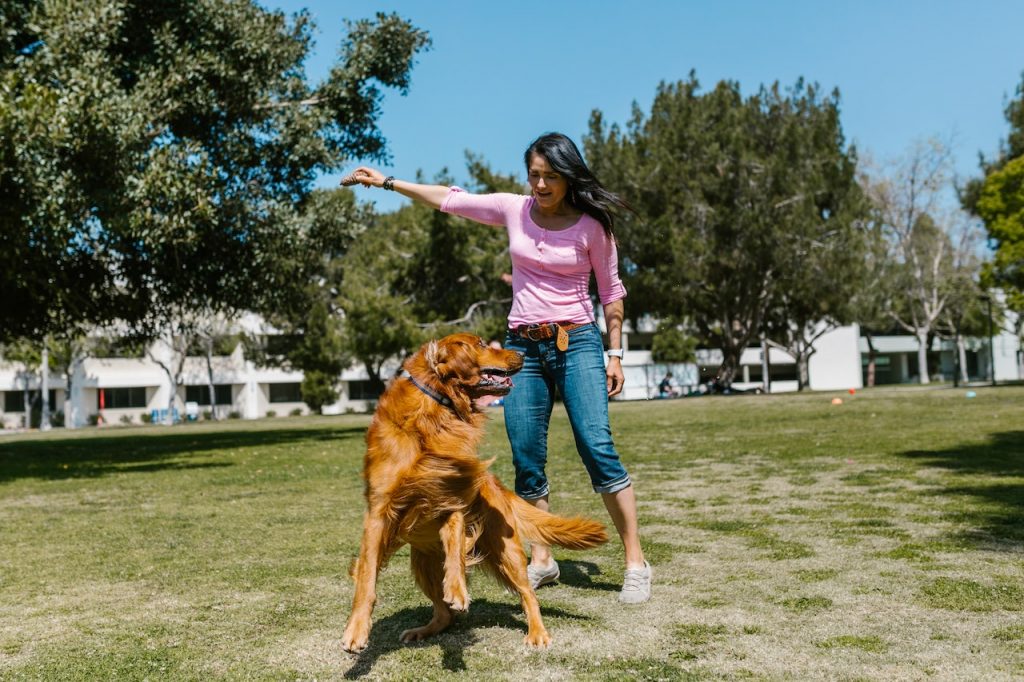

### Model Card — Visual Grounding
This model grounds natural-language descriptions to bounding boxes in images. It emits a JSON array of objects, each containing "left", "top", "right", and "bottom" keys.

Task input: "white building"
[
  {"left": 0, "top": 327, "right": 399, "bottom": 430},
  {"left": 2, "top": 310, "right": 1020, "bottom": 429},
  {"left": 614, "top": 320, "right": 867, "bottom": 400}
]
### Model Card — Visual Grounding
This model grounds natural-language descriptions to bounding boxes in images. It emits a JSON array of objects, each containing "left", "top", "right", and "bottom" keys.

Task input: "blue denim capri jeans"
[{"left": 503, "top": 322, "right": 632, "bottom": 499}]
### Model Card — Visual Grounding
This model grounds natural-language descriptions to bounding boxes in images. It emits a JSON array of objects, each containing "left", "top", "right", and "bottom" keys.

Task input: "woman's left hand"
[{"left": 606, "top": 358, "right": 624, "bottom": 397}]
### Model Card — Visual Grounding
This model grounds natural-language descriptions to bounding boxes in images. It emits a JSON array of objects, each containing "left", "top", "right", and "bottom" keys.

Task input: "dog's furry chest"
[{"left": 386, "top": 453, "right": 489, "bottom": 529}]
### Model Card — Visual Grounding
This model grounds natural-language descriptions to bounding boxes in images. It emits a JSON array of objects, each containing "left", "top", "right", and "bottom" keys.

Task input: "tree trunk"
[
  {"left": 916, "top": 331, "right": 930, "bottom": 385},
  {"left": 760, "top": 335, "right": 771, "bottom": 394},
  {"left": 716, "top": 354, "right": 741, "bottom": 390},
  {"left": 957, "top": 336, "right": 969, "bottom": 383},
  {"left": 21, "top": 373, "right": 31, "bottom": 429},
  {"left": 364, "top": 361, "right": 386, "bottom": 395},
  {"left": 796, "top": 355, "right": 810, "bottom": 391},
  {"left": 64, "top": 368, "right": 75, "bottom": 429},
  {"left": 167, "top": 377, "right": 177, "bottom": 425},
  {"left": 205, "top": 337, "right": 219, "bottom": 420},
  {"left": 864, "top": 334, "right": 877, "bottom": 387},
  {"left": 40, "top": 345, "right": 51, "bottom": 431}
]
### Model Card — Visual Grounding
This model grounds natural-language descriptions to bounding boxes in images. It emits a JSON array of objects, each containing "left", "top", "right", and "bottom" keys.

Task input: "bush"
[
  {"left": 202, "top": 410, "right": 213, "bottom": 421},
  {"left": 119, "top": 414, "right": 133, "bottom": 425},
  {"left": 228, "top": 411, "right": 242, "bottom": 419},
  {"left": 289, "top": 408, "right": 303, "bottom": 417},
  {"left": 651, "top": 321, "right": 698, "bottom": 363},
  {"left": 87, "top": 414, "right": 100, "bottom": 426},
  {"left": 50, "top": 410, "right": 64, "bottom": 428},
  {"left": 300, "top": 370, "right": 338, "bottom": 414},
  {"left": 265, "top": 410, "right": 277, "bottom": 418},
  {"left": 140, "top": 412, "right": 153, "bottom": 424}
]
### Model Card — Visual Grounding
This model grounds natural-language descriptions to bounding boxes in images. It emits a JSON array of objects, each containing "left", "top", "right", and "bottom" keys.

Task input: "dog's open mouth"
[{"left": 475, "top": 366, "right": 518, "bottom": 395}]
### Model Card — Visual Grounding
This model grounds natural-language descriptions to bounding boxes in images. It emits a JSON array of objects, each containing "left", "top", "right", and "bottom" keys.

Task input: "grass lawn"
[{"left": 1, "top": 385, "right": 1023, "bottom": 680}]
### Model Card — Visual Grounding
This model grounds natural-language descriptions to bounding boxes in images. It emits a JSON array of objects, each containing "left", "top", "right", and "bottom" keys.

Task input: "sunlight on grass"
[
  {"left": 1, "top": 387, "right": 1023, "bottom": 680},
  {"left": 919, "top": 577, "right": 1024, "bottom": 612}
]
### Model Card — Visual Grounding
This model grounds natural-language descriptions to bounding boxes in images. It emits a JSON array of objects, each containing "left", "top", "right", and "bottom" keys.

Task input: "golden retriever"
[{"left": 341, "top": 333, "right": 608, "bottom": 652}]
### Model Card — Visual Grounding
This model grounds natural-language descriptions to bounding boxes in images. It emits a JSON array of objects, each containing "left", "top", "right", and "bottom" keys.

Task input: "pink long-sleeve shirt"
[{"left": 440, "top": 188, "right": 626, "bottom": 328}]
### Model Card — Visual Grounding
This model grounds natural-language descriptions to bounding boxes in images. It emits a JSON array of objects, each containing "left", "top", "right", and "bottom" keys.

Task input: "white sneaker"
[
  {"left": 527, "top": 561, "right": 560, "bottom": 589},
  {"left": 619, "top": 561, "right": 652, "bottom": 604}
]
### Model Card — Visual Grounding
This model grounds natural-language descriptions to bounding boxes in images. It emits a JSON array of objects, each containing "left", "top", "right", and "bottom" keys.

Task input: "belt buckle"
[{"left": 524, "top": 324, "right": 548, "bottom": 341}]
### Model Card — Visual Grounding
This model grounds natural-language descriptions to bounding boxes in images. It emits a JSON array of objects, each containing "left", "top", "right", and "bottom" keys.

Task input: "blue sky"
[{"left": 266, "top": 0, "right": 1024, "bottom": 213}]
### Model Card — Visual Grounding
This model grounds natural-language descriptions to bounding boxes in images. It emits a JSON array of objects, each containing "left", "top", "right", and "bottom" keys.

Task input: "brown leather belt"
[{"left": 513, "top": 322, "right": 588, "bottom": 343}]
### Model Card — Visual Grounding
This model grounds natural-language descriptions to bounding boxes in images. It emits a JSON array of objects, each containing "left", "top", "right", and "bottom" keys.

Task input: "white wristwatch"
[{"left": 606, "top": 349, "right": 624, "bottom": 359}]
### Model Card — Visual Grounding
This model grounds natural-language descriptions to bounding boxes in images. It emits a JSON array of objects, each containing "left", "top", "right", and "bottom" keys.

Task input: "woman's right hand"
[
  {"left": 340, "top": 166, "right": 385, "bottom": 188},
  {"left": 339, "top": 170, "right": 450, "bottom": 210}
]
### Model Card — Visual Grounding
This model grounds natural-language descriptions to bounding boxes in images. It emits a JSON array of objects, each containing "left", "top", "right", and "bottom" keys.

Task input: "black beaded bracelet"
[{"left": 382, "top": 176, "right": 396, "bottom": 191}]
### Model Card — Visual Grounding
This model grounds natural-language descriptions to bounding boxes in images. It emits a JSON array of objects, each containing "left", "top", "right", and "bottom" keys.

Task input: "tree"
[
  {"left": 846, "top": 207, "right": 898, "bottom": 387},
  {"left": 336, "top": 213, "right": 426, "bottom": 393},
  {"left": 975, "top": 156, "right": 1024, "bottom": 318},
  {"left": 938, "top": 278, "right": 991, "bottom": 383},
  {"left": 650, "top": 321, "right": 698, "bottom": 364},
  {"left": 292, "top": 300, "right": 348, "bottom": 413},
  {"left": 334, "top": 157, "right": 518, "bottom": 389},
  {"left": 48, "top": 334, "right": 88, "bottom": 428},
  {"left": 144, "top": 316, "right": 193, "bottom": 425},
  {"left": 865, "top": 139, "right": 981, "bottom": 384},
  {"left": 187, "top": 315, "right": 247, "bottom": 421},
  {"left": 585, "top": 75, "right": 869, "bottom": 387},
  {"left": 764, "top": 192, "right": 870, "bottom": 390},
  {"left": 0, "top": 2, "right": 429, "bottom": 344},
  {"left": 402, "top": 156, "right": 520, "bottom": 340},
  {"left": 2, "top": 340, "right": 40, "bottom": 428},
  {"left": 962, "top": 71, "right": 1024, "bottom": 351}
]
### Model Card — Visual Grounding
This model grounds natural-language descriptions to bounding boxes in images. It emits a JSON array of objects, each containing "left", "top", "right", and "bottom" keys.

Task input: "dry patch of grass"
[{"left": 1, "top": 387, "right": 1023, "bottom": 680}]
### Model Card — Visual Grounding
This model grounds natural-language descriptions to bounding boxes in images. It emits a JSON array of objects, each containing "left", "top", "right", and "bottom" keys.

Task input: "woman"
[{"left": 342, "top": 133, "right": 650, "bottom": 604}]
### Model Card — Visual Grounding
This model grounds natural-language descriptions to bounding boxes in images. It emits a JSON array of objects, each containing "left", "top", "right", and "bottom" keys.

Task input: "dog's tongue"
[{"left": 484, "top": 372, "right": 513, "bottom": 387}]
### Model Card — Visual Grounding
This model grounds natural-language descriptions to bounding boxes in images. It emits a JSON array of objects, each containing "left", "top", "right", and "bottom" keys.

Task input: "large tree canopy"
[
  {"left": 0, "top": 1, "right": 428, "bottom": 343},
  {"left": 585, "top": 75, "right": 869, "bottom": 386},
  {"left": 963, "top": 72, "right": 1024, "bottom": 320},
  {"left": 976, "top": 154, "right": 1024, "bottom": 310}
]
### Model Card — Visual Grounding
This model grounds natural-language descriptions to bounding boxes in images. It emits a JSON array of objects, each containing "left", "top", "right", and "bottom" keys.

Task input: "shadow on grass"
[
  {"left": 901, "top": 430, "right": 1024, "bottom": 548},
  {"left": 557, "top": 559, "right": 619, "bottom": 592},
  {"left": 0, "top": 426, "right": 366, "bottom": 483},
  {"left": 343, "top": 598, "right": 595, "bottom": 678}
]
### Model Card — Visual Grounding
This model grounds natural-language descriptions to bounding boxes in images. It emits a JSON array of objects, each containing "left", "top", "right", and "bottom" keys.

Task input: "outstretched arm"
[{"left": 341, "top": 166, "right": 449, "bottom": 209}]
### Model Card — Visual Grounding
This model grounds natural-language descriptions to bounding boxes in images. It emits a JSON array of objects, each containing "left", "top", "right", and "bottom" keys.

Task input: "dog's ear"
[
  {"left": 424, "top": 341, "right": 441, "bottom": 371},
  {"left": 431, "top": 339, "right": 476, "bottom": 383},
  {"left": 428, "top": 339, "right": 459, "bottom": 380}
]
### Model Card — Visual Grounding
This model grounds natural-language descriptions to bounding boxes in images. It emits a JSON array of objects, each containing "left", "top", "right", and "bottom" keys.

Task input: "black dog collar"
[{"left": 401, "top": 370, "right": 453, "bottom": 409}]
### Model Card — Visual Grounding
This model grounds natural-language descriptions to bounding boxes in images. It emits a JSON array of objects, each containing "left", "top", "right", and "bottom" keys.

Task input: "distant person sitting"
[{"left": 658, "top": 372, "right": 679, "bottom": 398}]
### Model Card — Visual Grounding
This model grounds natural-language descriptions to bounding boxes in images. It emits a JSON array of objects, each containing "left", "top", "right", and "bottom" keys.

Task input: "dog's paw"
[
  {"left": 443, "top": 588, "right": 470, "bottom": 612},
  {"left": 341, "top": 621, "right": 370, "bottom": 653},
  {"left": 524, "top": 629, "right": 551, "bottom": 649},
  {"left": 400, "top": 625, "right": 433, "bottom": 643}
]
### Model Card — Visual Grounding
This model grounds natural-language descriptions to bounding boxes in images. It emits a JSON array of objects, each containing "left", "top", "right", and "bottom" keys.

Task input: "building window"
[
  {"left": 185, "top": 384, "right": 233, "bottom": 405},
  {"left": 98, "top": 387, "right": 147, "bottom": 409},
  {"left": 767, "top": 364, "right": 798, "bottom": 382},
  {"left": 4, "top": 390, "right": 57, "bottom": 412},
  {"left": 747, "top": 364, "right": 799, "bottom": 382},
  {"left": 268, "top": 382, "right": 302, "bottom": 403},
  {"left": 348, "top": 380, "right": 383, "bottom": 400}
]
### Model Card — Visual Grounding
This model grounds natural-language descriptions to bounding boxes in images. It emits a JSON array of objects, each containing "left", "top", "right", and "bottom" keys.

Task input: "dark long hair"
[{"left": 523, "top": 132, "right": 629, "bottom": 237}]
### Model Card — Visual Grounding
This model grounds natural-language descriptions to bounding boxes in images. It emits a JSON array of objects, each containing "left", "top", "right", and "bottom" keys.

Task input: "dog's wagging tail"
[{"left": 341, "top": 333, "right": 608, "bottom": 652}]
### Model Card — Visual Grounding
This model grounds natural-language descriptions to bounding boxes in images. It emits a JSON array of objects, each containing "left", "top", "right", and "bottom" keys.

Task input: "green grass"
[
  {"left": 816, "top": 635, "right": 888, "bottom": 653},
  {"left": 2, "top": 385, "right": 1024, "bottom": 680}
]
